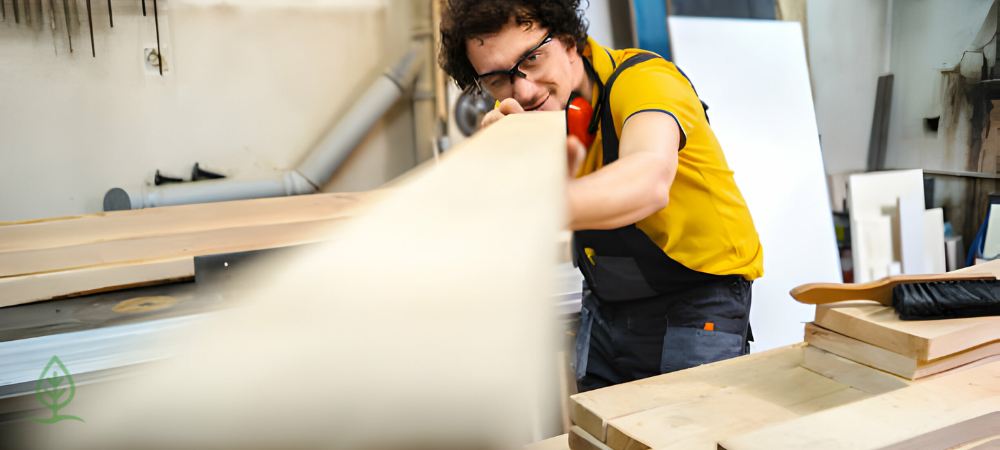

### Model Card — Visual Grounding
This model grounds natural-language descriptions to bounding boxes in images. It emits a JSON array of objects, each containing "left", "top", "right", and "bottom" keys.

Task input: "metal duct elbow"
[
  {"left": 295, "top": 43, "right": 425, "bottom": 189},
  {"left": 104, "top": 44, "right": 424, "bottom": 211}
]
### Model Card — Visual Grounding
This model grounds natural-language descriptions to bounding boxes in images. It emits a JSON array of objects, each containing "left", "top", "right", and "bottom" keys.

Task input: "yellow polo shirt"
[{"left": 578, "top": 37, "right": 763, "bottom": 280}]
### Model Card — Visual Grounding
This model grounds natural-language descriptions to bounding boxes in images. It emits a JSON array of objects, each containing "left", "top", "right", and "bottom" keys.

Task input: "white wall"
[
  {"left": 583, "top": 0, "right": 615, "bottom": 48},
  {"left": 884, "top": 0, "right": 994, "bottom": 172},
  {"left": 0, "top": 0, "right": 420, "bottom": 222},
  {"left": 806, "top": 0, "right": 890, "bottom": 174}
]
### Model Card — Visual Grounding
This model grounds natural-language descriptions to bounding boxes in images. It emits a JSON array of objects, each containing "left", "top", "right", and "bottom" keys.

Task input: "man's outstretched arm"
[{"left": 566, "top": 111, "right": 680, "bottom": 230}]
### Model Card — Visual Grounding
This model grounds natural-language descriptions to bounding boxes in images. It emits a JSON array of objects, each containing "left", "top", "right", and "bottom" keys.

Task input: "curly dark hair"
[{"left": 439, "top": 0, "right": 589, "bottom": 92}]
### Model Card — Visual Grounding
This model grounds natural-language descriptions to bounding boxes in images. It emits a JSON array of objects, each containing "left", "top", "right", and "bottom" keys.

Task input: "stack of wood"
[
  {"left": 0, "top": 190, "right": 385, "bottom": 309},
  {"left": 565, "top": 261, "right": 1000, "bottom": 450},
  {"left": 801, "top": 264, "right": 1000, "bottom": 387}
]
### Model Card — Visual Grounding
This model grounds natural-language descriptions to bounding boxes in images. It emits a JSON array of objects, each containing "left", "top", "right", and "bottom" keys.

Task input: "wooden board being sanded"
[{"left": 13, "top": 111, "right": 568, "bottom": 449}]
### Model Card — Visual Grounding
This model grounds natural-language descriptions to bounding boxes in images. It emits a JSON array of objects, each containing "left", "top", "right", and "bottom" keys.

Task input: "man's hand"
[{"left": 481, "top": 98, "right": 524, "bottom": 129}]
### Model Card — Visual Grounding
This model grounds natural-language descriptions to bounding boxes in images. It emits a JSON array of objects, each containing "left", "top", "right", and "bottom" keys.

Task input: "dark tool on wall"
[
  {"left": 107, "top": 0, "right": 112, "bottom": 27},
  {"left": 154, "top": 170, "right": 183, "bottom": 186},
  {"left": 153, "top": 0, "right": 161, "bottom": 75},
  {"left": 2, "top": 0, "right": 6, "bottom": 21},
  {"left": 141, "top": 0, "right": 145, "bottom": 16},
  {"left": 13, "top": 0, "right": 20, "bottom": 24},
  {"left": 192, "top": 163, "right": 225, "bottom": 181},
  {"left": 86, "top": 0, "right": 95, "bottom": 57},
  {"left": 791, "top": 272, "right": 1000, "bottom": 320}
]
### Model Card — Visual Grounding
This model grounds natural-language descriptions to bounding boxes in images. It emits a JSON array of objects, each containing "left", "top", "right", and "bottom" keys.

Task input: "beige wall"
[{"left": 0, "top": 0, "right": 422, "bottom": 222}]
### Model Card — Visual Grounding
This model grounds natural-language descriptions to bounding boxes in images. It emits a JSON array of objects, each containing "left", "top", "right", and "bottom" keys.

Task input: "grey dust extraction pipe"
[{"left": 104, "top": 44, "right": 425, "bottom": 211}]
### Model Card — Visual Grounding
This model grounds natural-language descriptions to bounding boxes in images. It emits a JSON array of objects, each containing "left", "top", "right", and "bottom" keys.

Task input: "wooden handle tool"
[{"left": 790, "top": 272, "right": 999, "bottom": 306}]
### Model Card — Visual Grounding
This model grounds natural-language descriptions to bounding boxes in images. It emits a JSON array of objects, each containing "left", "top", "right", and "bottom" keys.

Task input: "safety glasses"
[{"left": 474, "top": 34, "right": 554, "bottom": 97}]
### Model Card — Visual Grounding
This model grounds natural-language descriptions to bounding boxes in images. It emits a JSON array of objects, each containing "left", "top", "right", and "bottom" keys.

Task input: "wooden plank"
[
  {"left": 718, "top": 361, "right": 1000, "bottom": 450},
  {"left": 801, "top": 345, "right": 913, "bottom": 394},
  {"left": 569, "top": 343, "right": 889, "bottom": 449},
  {"left": 0, "top": 191, "right": 381, "bottom": 279},
  {"left": 810, "top": 259, "right": 1000, "bottom": 361},
  {"left": 526, "top": 433, "right": 570, "bottom": 450},
  {"left": 602, "top": 354, "right": 872, "bottom": 450},
  {"left": 0, "top": 258, "right": 194, "bottom": 308},
  {"left": 806, "top": 322, "right": 1000, "bottom": 380},
  {"left": 876, "top": 412, "right": 1000, "bottom": 450},
  {"left": 569, "top": 345, "right": 807, "bottom": 443},
  {"left": 568, "top": 427, "right": 614, "bottom": 450},
  {"left": 814, "top": 301, "right": 1000, "bottom": 360}
]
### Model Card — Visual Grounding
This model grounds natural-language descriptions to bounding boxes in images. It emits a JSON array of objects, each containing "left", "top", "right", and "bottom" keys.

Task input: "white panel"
[
  {"left": 896, "top": 192, "right": 927, "bottom": 275},
  {"left": 923, "top": 208, "right": 946, "bottom": 274},
  {"left": 847, "top": 169, "right": 924, "bottom": 282},
  {"left": 983, "top": 204, "right": 1000, "bottom": 259},
  {"left": 669, "top": 17, "right": 841, "bottom": 352}
]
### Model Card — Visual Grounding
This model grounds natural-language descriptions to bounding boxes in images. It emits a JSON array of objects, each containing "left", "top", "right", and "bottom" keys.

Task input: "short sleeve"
[{"left": 607, "top": 60, "right": 702, "bottom": 151}]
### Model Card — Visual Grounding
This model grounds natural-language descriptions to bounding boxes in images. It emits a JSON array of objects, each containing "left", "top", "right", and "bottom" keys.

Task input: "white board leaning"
[{"left": 669, "top": 17, "right": 842, "bottom": 352}]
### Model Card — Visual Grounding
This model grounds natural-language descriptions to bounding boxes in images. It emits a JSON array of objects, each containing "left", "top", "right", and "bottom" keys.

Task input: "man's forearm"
[{"left": 567, "top": 151, "right": 674, "bottom": 230}]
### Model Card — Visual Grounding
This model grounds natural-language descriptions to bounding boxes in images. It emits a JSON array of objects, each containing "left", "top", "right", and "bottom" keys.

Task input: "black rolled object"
[{"left": 893, "top": 279, "right": 1000, "bottom": 320}]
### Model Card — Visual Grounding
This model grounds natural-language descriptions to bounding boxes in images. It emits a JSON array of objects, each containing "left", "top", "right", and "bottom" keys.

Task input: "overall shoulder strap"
[{"left": 600, "top": 52, "right": 659, "bottom": 166}]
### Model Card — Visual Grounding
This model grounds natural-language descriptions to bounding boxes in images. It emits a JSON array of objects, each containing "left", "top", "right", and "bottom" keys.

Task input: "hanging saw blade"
[
  {"left": 62, "top": 0, "right": 73, "bottom": 52},
  {"left": 153, "top": 0, "right": 161, "bottom": 75},
  {"left": 85, "top": 0, "right": 94, "bottom": 57}
]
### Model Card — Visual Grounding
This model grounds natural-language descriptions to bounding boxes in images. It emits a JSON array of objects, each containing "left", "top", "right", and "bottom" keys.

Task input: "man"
[{"left": 439, "top": 0, "right": 763, "bottom": 392}]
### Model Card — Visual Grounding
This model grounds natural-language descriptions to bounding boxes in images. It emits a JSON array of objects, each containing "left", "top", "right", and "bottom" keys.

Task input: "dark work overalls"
[{"left": 573, "top": 53, "right": 754, "bottom": 393}]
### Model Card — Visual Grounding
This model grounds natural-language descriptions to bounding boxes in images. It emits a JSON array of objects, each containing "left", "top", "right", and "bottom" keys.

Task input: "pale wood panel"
[
  {"left": 570, "top": 343, "right": 885, "bottom": 448},
  {"left": 0, "top": 258, "right": 194, "bottom": 308},
  {"left": 28, "top": 112, "right": 569, "bottom": 448},
  {"left": 569, "top": 345, "right": 808, "bottom": 443},
  {"left": 806, "top": 322, "right": 1000, "bottom": 379},
  {"left": 718, "top": 361, "right": 1000, "bottom": 450},
  {"left": 0, "top": 216, "right": 357, "bottom": 279},
  {"left": 569, "top": 427, "right": 615, "bottom": 450},
  {"left": 603, "top": 359, "right": 869, "bottom": 450},
  {"left": 814, "top": 302, "right": 1000, "bottom": 360},
  {"left": 0, "top": 192, "right": 368, "bottom": 254},
  {"left": 877, "top": 412, "right": 1000, "bottom": 450},
  {"left": 526, "top": 433, "right": 570, "bottom": 450},
  {"left": 801, "top": 345, "right": 913, "bottom": 394}
]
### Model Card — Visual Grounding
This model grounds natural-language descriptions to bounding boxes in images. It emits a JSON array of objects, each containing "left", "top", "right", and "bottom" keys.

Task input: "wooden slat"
[
  {"left": 718, "top": 361, "right": 1000, "bottom": 450},
  {"left": 806, "top": 322, "right": 1000, "bottom": 380},
  {"left": 568, "top": 427, "right": 614, "bottom": 450},
  {"left": 526, "top": 433, "right": 570, "bottom": 450},
  {"left": 0, "top": 258, "right": 194, "bottom": 308},
  {"left": 0, "top": 191, "right": 382, "bottom": 279},
  {"left": 814, "top": 302, "right": 1000, "bottom": 361}
]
